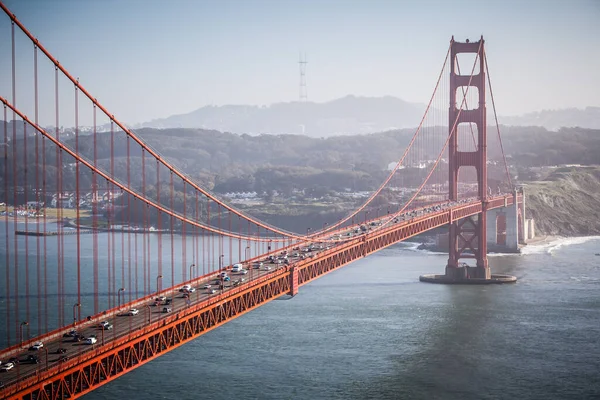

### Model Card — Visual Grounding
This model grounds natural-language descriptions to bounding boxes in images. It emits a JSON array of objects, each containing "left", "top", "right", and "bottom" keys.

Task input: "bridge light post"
[
  {"left": 144, "top": 304, "right": 152, "bottom": 325},
  {"left": 20, "top": 321, "right": 28, "bottom": 348},
  {"left": 118, "top": 288, "right": 125, "bottom": 309},
  {"left": 219, "top": 254, "right": 225, "bottom": 272},
  {"left": 156, "top": 275, "right": 163, "bottom": 294},
  {"left": 43, "top": 346, "right": 48, "bottom": 370},
  {"left": 72, "top": 303, "right": 81, "bottom": 326},
  {"left": 189, "top": 264, "right": 196, "bottom": 280},
  {"left": 245, "top": 246, "right": 251, "bottom": 261},
  {"left": 364, "top": 210, "right": 369, "bottom": 224}
]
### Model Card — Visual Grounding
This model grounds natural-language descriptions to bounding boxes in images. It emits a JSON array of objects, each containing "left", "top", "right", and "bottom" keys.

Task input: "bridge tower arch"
[{"left": 445, "top": 36, "right": 490, "bottom": 280}]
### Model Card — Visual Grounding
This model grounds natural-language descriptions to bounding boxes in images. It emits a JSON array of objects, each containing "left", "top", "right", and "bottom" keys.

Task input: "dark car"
[
  {"left": 58, "top": 356, "right": 69, "bottom": 362},
  {"left": 26, "top": 355, "right": 39, "bottom": 364},
  {"left": 8, "top": 357, "right": 19, "bottom": 364},
  {"left": 56, "top": 348, "right": 67, "bottom": 354},
  {"left": 62, "top": 329, "right": 77, "bottom": 338}
]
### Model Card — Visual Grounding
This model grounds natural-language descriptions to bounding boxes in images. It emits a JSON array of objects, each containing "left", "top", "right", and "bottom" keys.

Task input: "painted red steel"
[
  {"left": 1, "top": 195, "right": 518, "bottom": 400},
  {"left": 447, "top": 37, "right": 489, "bottom": 277}
]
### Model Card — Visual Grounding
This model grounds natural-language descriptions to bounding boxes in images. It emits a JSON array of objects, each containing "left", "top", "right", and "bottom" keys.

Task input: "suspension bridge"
[{"left": 0, "top": 3, "right": 524, "bottom": 399}]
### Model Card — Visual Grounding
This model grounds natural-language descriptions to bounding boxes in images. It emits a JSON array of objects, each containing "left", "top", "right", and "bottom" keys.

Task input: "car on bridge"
[
  {"left": 56, "top": 348, "right": 67, "bottom": 354},
  {"left": 126, "top": 309, "right": 139, "bottom": 316},
  {"left": 231, "top": 263, "right": 244, "bottom": 272},
  {"left": 62, "top": 329, "right": 77, "bottom": 338},
  {"left": 98, "top": 321, "right": 113, "bottom": 330},
  {"left": 25, "top": 355, "right": 39, "bottom": 364},
  {"left": 85, "top": 337, "right": 97, "bottom": 345},
  {"left": 28, "top": 341, "right": 44, "bottom": 351},
  {"left": 0, "top": 362, "right": 14, "bottom": 372},
  {"left": 179, "top": 284, "right": 195, "bottom": 293}
]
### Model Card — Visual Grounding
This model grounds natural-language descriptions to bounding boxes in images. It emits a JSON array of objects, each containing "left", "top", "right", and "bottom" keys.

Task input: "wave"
[{"left": 520, "top": 236, "right": 600, "bottom": 255}]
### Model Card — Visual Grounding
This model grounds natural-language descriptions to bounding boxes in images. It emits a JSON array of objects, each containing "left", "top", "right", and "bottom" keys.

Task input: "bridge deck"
[{"left": 0, "top": 195, "right": 517, "bottom": 399}]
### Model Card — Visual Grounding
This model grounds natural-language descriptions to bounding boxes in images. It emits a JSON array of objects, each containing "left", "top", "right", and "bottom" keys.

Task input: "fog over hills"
[{"left": 138, "top": 96, "right": 600, "bottom": 137}]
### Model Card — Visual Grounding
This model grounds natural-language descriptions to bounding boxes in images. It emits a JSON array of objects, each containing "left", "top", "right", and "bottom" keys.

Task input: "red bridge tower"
[{"left": 445, "top": 36, "right": 490, "bottom": 280}]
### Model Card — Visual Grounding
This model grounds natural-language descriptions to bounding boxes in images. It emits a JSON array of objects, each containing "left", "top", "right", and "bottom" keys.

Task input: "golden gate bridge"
[{"left": 0, "top": 2, "right": 523, "bottom": 398}]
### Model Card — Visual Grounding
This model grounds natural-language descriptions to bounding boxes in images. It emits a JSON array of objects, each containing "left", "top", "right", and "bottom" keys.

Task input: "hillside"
[
  {"left": 139, "top": 95, "right": 600, "bottom": 137},
  {"left": 501, "top": 107, "right": 600, "bottom": 130},
  {"left": 524, "top": 166, "right": 600, "bottom": 235},
  {"left": 139, "top": 95, "right": 428, "bottom": 137}
]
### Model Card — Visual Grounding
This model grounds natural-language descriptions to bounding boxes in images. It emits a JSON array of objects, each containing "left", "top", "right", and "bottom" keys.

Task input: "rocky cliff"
[{"left": 524, "top": 166, "right": 600, "bottom": 236}]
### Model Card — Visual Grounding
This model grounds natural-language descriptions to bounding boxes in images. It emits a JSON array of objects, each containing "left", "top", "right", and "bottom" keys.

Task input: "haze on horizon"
[{"left": 0, "top": 0, "right": 598, "bottom": 127}]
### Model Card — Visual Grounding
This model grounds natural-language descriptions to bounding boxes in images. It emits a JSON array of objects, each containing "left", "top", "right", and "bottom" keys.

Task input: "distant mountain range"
[
  {"left": 137, "top": 96, "right": 599, "bottom": 137},
  {"left": 499, "top": 107, "right": 600, "bottom": 131},
  {"left": 137, "top": 96, "right": 427, "bottom": 137}
]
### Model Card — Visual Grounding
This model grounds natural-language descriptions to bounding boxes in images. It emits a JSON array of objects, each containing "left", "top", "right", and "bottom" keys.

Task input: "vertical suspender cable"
[
  {"left": 75, "top": 81, "right": 81, "bottom": 317},
  {"left": 127, "top": 136, "right": 132, "bottom": 303},
  {"left": 182, "top": 180, "right": 187, "bottom": 282},
  {"left": 34, "top": 43, "right": 42, "bottom": 335},
  {"left": 3, "top": 106, "right": 10, "bottom": 346},
  {"left": 156, "top": 159, "right": 162, "bottom": 290},
  {"left": 110, "top": 121, "right": 116, "bottom": 307},
  {"left": 11, "top": 17, "right": 20, "bottom": 344},
  {"left": 170, "top": 171, "right": 174, "bottom": 289},
  {"left": 24, "top": 120, "right": 30, "bottom": 335},
  {"left": 93, "top": 104, "right": 99, "bottom": 315},
  {"left": 141, "top": 149, "right": 147, "bottom": 295}
]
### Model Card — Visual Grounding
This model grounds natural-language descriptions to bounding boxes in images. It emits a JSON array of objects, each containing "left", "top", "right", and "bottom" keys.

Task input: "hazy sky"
[{"left": 1, "top": 0, "right": 599, "bottom": 125}]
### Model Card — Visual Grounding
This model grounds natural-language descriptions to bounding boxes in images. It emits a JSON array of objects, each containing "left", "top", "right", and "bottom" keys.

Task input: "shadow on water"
[{"left": 350, "top": 283, "right": 500, "bottom": 400}]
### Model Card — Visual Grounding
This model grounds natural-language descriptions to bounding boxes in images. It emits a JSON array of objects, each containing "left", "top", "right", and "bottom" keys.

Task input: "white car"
[
  {"left": 156, "top": 295, "right": 167, "bottom": 302},
  {"left": 0, "top": 362, "right": 14, "bottom": 371},
  {"left": 127, "top": 309, "right": 139, "bottom": 316},
  {"left": 231, "top": 263, "right": 244, "bottom": 273},
  {"left": 85, "top": 337, "right": 97, "bottom": 345},
  {"left": 239, "top": 269, "right": 248, "bottom": 275},
  {"left": 179, "top": 284, "right": 192, "bottom": 292},
  {"left": 203, "top": 284, "right": 212, "bottom": 289},
  {"left": 30, "top": 341, "right": 44, "bottom": 350}
]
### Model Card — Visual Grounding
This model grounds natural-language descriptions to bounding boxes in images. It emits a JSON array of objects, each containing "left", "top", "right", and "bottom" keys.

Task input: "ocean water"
[{"left": 80, "top": 236, "right": 600, "bottom": 400}]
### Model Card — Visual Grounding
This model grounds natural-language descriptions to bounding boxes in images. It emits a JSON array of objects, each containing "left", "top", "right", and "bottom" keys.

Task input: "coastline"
[
  {"left": 1, "top": 216, "right": 60, "bottom": 224},
  {"left": 523, "top": 235, "right": 560, "bottom": 245}
]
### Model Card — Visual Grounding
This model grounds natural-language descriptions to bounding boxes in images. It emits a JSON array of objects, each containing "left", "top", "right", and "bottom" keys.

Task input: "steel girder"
[{"left": 6, "top": 273, "right": 292, "bottom": 400}]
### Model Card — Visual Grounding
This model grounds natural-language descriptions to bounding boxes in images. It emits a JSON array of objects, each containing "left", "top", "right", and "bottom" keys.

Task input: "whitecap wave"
[{"left": 521, "top": 236, "right": 600, "bottom": 255}]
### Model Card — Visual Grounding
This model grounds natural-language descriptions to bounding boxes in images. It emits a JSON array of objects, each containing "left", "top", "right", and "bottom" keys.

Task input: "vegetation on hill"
[
  {"left": 524, "top": 166, "right": 600, "bottom": 235},
  {"left": 1, "top": 122, "right": 599, "bottom": 235}
]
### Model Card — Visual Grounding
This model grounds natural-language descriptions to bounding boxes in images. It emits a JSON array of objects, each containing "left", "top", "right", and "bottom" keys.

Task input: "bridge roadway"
[{"left": 0, "top": 194, "right": 518, "bottom": 399}]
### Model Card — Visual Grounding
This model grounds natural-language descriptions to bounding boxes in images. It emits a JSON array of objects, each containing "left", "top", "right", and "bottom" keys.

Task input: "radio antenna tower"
[{"left": 299, "top": 52, "right": 308, "bottom": 102}]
